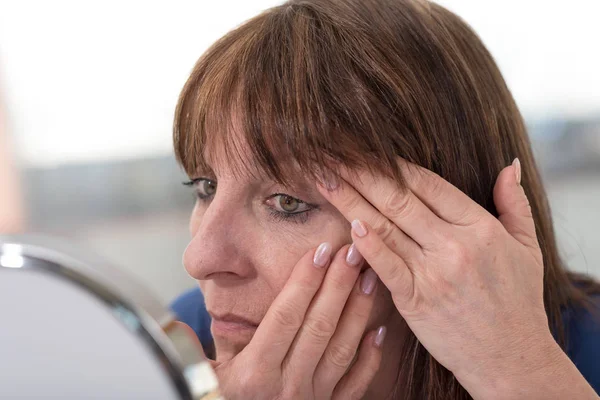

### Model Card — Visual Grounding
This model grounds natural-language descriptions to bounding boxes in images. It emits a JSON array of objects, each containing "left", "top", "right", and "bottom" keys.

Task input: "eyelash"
[
  {"left": 182, "top": 178, "right": 215, "bottom": 200},
  {"left": 182, "top": 179, "right": 319, "bottom": 224}
]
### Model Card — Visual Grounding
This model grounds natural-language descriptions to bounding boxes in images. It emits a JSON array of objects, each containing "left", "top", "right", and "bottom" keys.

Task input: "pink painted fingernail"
[
  {"left": 319, "top": 170, "right": 339, "bottom": 191},
  {"left": 360, "top": 268, "right": 378, "bottom": 295},
  {"left": 512, "top": 158, "right": 521, "bottom": 186},
  {"left": 313, "top": 242, "right": 332, "bottom": 268},
  {"left": 351, "top": 219, "right": 367, "bottom": 237},
  {"left": 374, "top": 326, "right": 387, "bottom": 348},
  {"left": 325, "top": 178, "right": 339, "bottom": 191},
  {"left": 345, "top": 243, "right": 363, "bottom": 266}
]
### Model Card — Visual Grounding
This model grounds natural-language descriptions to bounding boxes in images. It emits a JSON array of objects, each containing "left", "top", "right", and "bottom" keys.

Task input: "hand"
[
  {"left": 317, "top": 158, "right": 563, "bottom": 398},
  {"left": 198, "top": 243, "right": 385, "bottom": 400}
]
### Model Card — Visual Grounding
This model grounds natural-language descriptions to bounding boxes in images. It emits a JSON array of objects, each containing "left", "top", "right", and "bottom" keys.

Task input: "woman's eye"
[
  {"left": 183, "top": 178, "right": 217, "bottom": 199},
  {"left": 270, "top": 194, "right": 311, "bottom": 214},
  {"left": 200, "top": 179, "right": 217, "bottom": 197}
]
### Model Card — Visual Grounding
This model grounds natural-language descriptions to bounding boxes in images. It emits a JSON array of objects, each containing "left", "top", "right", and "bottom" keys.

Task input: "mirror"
[{"left": 0, "top": 236, "right": 220, "bottom": 399}]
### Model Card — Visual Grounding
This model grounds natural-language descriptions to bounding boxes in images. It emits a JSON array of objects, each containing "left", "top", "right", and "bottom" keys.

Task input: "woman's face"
[{"left": 183, "top": 141, "right": 395, "bottom": 362}]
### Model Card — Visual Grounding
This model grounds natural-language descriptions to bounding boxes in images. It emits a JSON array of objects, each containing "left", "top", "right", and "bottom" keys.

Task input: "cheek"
[{"left": 255, "top": 215, "right": 352, "bottom": 291}]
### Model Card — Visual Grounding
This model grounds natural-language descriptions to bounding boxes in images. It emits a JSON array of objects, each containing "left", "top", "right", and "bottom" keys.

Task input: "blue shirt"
[
  {"left": 170, "top": 287, "right": 213, "bottom": 351},
  {"left": 563, "top": 295, "right": 600, "bottom": 392},
  {"left": 170, "top": 287, "right": 600, "bottom": 393}
]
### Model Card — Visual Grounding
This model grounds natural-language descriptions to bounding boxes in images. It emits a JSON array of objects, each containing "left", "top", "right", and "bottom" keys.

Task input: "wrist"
[{"left": 455, "top": 332, "right": 567, "bottom": 400}]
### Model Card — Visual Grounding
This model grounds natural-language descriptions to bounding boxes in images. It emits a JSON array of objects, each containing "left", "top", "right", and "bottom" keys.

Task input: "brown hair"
[{"left": 174, "top": 0, "right": 600, "bottom": 398}]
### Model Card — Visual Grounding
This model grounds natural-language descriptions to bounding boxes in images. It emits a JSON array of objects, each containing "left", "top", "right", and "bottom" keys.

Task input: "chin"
[{"left": 211, "top": 321, "right": 256, "bottom": 361}]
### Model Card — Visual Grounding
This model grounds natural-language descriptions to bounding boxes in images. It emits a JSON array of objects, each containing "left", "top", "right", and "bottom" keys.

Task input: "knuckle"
[
  {"left": 383, "top": 190, "right": 412, "bottom": 218},
  {"left": 325, "top": 342, "right": 357, "bottom": 369},
  {"left": 446, "top": 239, "right": 471, "bottom": 266},
  {"left": 341, "top": 192, "right": 362, "bottom": 212},
  {"left": 324, "top": 265, "right": 353, "bottom": 289},
  {"left": 304, "top": 314, "right": 337, "bottom": 342},
  {"left": 411, "top": 167, "right": 435, "bottom": 191},
  {"left": 386, "top": 258, "right": 405, "bottom": 284},
  {"left": 386, "top": 258, "right": 411, "bottom": 297},
  {"left": 293, "top": 271, "right": 323, "bottom": 292},
  {"left": 327, "top": 274, "right": 352, "bottom": 292},
  {"left": 425, "top": 172, "right": 445, "bottom": 200},
  {"left": 372, "top": 217, "right": 396, "bottom": 242},
  {"left": 271, "top": 301, "right": 304, "bottom": 330}
]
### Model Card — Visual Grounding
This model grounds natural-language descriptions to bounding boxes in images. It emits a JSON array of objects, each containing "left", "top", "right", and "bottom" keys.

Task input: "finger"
[
  {"left": 284, "top": 244, "right": 363, "bottom": 376},
  {"left": 493, "top": 158, "right": 539, "bottom": 250},
  {"left": 395, "top": 158, "right": 488, "bottom": 226},
  {"left": 330, "top": 166, "right": 447, "bottom": 248},
  {"left": 314, "top": 267, "right": 379, "bottom": 397},
  {"left": 316, "top": 178, "right": 421, "bottom": 262},
  {"left": 351, "top": 219, "right": 414, "bottom": 307},
  {"left": 332, "top": 327, "right": 386, "bottom": 400},
  {"left": 244, "top": 242, "right": 332, "bottom": 368}
]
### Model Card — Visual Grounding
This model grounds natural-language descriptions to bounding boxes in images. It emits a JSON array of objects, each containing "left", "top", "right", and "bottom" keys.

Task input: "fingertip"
[
  {"left": 512, "top": 157, "right": 522, "bottom": 186},
  {"left": 359, "top": 268, "right": 378, "bottom": 295},
  {"left": 373, "top": 326, "right": 387, "bottom": 348},
  {"left": 493, "top": 161, "right": 526, "bottom": 216},
  {"left": 346, "top": 243, "right": 364, "bottom": 267},
  {"left": 351, "top": 219, "right": 368, "bottom": 238},
  {"left": 313, "top": 242, "right": 333, "bottom": 268}
]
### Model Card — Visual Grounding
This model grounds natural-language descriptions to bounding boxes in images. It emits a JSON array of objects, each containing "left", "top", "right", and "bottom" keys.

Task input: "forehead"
[
  {"left": 200, "top": 114, "right": 264, "bottom": 178},
  {"left": 200, "top": 120, "right": 316, "bottom": 191}
]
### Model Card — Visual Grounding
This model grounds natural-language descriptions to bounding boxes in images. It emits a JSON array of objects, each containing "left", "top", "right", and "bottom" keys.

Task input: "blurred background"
[{"left": 0, "top": 0, "right": 599, "bottom": 305}]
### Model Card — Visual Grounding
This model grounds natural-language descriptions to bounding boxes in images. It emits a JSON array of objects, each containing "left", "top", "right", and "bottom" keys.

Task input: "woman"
[{"left": 173, "top": 0, "right": 600, "bottom": 398}]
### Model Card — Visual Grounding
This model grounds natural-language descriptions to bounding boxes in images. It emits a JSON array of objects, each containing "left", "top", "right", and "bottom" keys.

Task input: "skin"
[
  {"left": 318, "top": 158, "right": 599, "bottom": 400},
  {"left": 183, "top": 144, "right": 404, "bottom": 399},
  {"left": 183, "top": 136, "right": 598, "bottom": 398}
]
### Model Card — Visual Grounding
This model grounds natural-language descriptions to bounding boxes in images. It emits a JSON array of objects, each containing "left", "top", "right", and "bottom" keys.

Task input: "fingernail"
[
  {"left": 374, "top": 326, "right": 387, "bottom": 348},
  {"left": 325, "top": 179, "right": 339, "bottom": 191},
  {"left": 318, "top": 170, "right": 339, "bottom": 191},
  {"left": 351, "top": 219, "right": 367, "bottom": 238},
  {"left": 360, "top": 268, "right": 378, "bottom": 295},
  {"left": 512, "top": 158, "right": 521, "bottom": 186},
  {"left": 313, "top": 242, "right": 332, "bottom": 268},
  {"left": 345, "top": 243, "right": 363, "bottom": 266}
]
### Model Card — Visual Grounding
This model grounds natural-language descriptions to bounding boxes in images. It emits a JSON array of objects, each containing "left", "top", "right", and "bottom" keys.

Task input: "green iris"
[{"left": 279, "top": 195, "right": 300, "bottom": 212}]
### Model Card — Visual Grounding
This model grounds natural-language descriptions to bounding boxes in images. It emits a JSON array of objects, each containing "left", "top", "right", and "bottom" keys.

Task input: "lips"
[{"left": 209, "top": 312, "right": 260, "bottom": 334}]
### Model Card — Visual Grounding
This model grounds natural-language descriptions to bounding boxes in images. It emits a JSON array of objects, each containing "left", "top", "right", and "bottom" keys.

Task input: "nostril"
[{"left": 204, "top": 271, "right": 242, "bottom": 281}]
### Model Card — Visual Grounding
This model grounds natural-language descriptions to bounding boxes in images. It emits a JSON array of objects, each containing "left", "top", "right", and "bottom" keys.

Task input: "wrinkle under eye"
[{"left": 266, "top": 194, "right": 319, "bottom": 224}]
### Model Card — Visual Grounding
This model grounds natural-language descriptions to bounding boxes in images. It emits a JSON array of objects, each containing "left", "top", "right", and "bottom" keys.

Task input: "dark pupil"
[
  {"left": 203, "top": 180, "right": 216, "bottom": 195},
  {"left": 280, "top": 196, "right": 299, "bottom": 212}
]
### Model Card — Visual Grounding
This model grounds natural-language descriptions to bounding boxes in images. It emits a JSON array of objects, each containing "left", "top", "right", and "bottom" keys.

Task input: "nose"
[{"left": 183, "top": 197, "right": 253, "bottom": 281}]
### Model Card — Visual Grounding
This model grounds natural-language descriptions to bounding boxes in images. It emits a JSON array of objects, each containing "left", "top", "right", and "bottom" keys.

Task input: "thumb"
[{"left": 493, "top": 158, "right": 539, "bottom": 250}]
